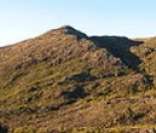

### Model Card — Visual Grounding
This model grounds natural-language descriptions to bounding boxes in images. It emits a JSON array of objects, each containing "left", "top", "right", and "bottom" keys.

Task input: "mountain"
[{"left": 0, "top": 26, "right": 156, "bottom": 133}]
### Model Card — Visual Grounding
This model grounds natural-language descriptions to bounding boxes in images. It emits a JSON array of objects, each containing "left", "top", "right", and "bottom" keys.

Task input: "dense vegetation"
[{"left": 0, "top": 26, "right": 156, "bottom": 132}]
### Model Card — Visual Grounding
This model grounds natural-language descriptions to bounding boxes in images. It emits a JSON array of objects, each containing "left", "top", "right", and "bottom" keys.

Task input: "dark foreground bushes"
[{"left": 0, "top": 124, "right": 8, "bottom": 133}]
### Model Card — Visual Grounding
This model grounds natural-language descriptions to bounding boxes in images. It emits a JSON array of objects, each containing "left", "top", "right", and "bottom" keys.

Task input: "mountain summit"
[
  {"left": 42, "top": 25, "right": 88, "bottom": 39},
  {"left": 0, "top": 26, "right": 156, "bottom": 132},
  {"left": 56, "top": 25, "right": 88, "bottom": 38}
]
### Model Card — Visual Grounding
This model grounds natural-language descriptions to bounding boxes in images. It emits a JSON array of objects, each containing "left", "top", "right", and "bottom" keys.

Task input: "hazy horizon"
[{"left": 0, "top": 0, "right": 156, "bottom": 46}]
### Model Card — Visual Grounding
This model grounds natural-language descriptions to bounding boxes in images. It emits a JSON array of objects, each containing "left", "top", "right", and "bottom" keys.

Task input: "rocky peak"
[{"left": 46, "top": 25, "right": 88, "bottom": 39}]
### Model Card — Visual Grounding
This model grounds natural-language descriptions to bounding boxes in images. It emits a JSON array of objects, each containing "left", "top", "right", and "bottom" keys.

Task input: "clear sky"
[{"left": 0, "top": 0, "right": 156, "bottom": 46}]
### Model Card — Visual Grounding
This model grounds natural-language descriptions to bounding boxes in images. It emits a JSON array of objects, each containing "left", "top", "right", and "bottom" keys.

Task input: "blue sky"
[{"left": 0, "top": 0, "right": 156, "bottom": 46}]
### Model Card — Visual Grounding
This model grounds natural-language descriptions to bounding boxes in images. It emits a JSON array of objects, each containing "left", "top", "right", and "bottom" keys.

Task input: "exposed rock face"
[{"left": 0, "top": 26, "right": 155, "bottom": 132}]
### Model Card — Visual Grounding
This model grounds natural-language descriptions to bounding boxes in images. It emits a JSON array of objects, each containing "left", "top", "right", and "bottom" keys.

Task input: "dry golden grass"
[{"left": 0, "top": 26, "right": 156, "bottom": 132}]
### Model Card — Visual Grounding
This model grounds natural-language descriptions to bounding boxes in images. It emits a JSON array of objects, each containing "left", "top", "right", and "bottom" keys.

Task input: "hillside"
[{"left": 0, "top": 26, "right": 156, "bottom": 133}]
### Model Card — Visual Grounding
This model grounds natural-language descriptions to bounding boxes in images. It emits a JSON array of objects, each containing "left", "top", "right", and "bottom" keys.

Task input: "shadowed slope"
[{"left": 90, "top": 36, "right": 143, "bottom": 70}]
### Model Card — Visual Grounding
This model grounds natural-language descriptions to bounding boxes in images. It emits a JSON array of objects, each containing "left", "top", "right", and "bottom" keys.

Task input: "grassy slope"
[{"left": 0, "top": 27, "right": 156, "bottom": 132}]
